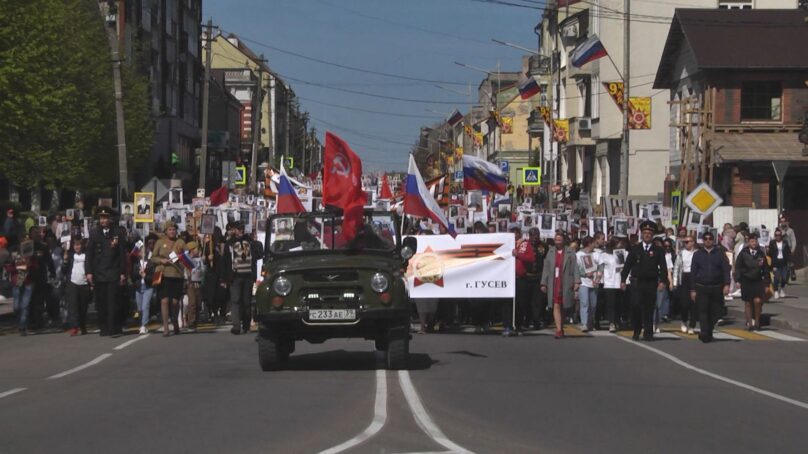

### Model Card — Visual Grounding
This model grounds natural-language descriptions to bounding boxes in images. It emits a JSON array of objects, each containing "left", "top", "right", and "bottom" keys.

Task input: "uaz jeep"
[{"left": 254, "top": 211, "right": 416, "bottom": 371}]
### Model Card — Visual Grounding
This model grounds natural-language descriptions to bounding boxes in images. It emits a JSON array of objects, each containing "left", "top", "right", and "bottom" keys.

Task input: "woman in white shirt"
[
  {"left": 768, "top": 228, "right": 791, "bottom": 299},
  {"left": 672, "top": 236, "right": 697, "bottom": 334},
  {"left": 62, "top": 239, "right": 91, "bottom": 336},
  {"left": 600, "top": 239, "right": 626, "bottom": 332},
  {"left": 576, "top": 237, "right": 601, "bottom": 332}
]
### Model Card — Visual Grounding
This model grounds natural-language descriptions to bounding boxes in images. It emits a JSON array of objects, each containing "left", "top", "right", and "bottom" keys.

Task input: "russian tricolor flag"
[
  {"left": 276, "top": 165, "right": 306, "bottom": 214},
  {"left": 518, "top": 77, "right": 541, "bottom": 100},
  {"left": 571, "top": 34, "right": 608, "bottom": 68},
  {"left": 462, "top": 155, "right": 507, "bottom": 195},
  {"left": 404, "top": 155, "right": 456, "bottom": 237}
]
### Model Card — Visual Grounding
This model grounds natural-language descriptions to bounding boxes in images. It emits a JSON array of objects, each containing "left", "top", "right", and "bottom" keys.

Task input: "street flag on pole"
[
  {"left": 379, "top": 174, "right": 393, "bottom": 199},
  {"left": 405, "top": 155, "right": 456, "bottom": 237},
  {"left": 571, "top": 34, "right": 608, "bottom": 68},
  {"left": 518, "top": 77, "right": 541, "bottom": 99},
  {"left": 276, "top": 165, "right": 306, "bottom": 214},
  {"left": 323, "top": 131, "right": 367, "bottom": 241},
  {"left": 446, "top": 109, "right": 463, "bottom": 126},
  {"left": 462, "top": 155, "right": 508, "bottom": 194},
  {"left": 209, "top": 185, "right": 228, "bottom": 206}
]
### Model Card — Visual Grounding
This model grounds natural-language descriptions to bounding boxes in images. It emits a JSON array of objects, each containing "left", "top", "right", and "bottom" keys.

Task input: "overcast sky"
[{"left": 204, "top": 0, "right": 541, "bottom": 171}]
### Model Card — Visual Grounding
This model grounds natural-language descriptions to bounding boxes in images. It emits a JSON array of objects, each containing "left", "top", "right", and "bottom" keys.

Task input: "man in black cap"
[
  {"left": 621, "top": 220, "right": 669, "bottom": 341},
  {"left": 85, "top": 207, "right": 127, "bottom": 336},
  {"left": 690, "top": 230, "right": 731, "bottom": 343}
]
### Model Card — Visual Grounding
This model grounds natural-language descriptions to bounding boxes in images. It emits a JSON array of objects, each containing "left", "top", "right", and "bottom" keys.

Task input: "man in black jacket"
[
  {"left": 621, "top": 221, "right": 669, "bottom": 341},
  {"left": 222, "top": 221, "right": 263, "bottom": 335},
  {"left": 689, "top": 231, "right": 731, "bottom": 343},
  {"left": 85, "top": 207, "right": 127, "bottom": 336}
]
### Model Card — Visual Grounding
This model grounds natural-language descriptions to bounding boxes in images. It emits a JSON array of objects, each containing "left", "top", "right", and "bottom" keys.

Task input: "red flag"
[
  {"left": 379, "top": 174, "right": 393, "bottom": 199},
  {"left": 323, "top": 132, "right": 366, "bottom": 241},
  {"left": 209, "top": 186, "right": 228, "bottom": 206}
]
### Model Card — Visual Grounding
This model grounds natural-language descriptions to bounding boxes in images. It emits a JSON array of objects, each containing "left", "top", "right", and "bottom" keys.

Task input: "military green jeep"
[{"left": 254, "top": 211, "right": 417, "bottom": 371}]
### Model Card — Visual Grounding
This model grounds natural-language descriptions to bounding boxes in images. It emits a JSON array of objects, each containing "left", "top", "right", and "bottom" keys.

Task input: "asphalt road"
[{"left": 1, "top": 323, "right": 807, "bottom": 454}]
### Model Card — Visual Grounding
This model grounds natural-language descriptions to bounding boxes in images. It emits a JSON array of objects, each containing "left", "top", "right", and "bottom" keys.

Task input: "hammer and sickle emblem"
[{"left": 331, "top": 153, "right": 351, "bottom": 178}]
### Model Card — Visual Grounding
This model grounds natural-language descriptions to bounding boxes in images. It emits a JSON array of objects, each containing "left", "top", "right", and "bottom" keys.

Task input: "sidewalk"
[
  {"left": 0, "top": 294, "right": 12, "bottom": 320},
  {"left": 726, "top": 275, "right": 808, "bottom": 335}
]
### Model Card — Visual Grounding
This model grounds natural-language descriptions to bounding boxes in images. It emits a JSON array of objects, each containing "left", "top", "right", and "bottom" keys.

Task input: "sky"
[{"left": 203, "top": 0, "right": 543, "bottom": 172}]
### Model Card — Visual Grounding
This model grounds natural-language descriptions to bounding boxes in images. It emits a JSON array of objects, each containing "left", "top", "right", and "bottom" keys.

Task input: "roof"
[
  {"left": 654, "top": 9, "right": 808, "bottom": 89},
  {"left": 711, "top": 133, "right": 808, "bottom": 164}
]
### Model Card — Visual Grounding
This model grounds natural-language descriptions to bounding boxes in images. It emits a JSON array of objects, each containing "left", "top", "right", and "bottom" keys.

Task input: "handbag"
[{"left": 152, "top": 269, "right": 163, "bottom": 286}]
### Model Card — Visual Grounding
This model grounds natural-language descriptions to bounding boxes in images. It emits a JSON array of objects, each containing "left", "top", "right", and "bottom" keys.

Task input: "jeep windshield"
[{"left": 267, "top": 212, "right": 397, "bottom": 255}]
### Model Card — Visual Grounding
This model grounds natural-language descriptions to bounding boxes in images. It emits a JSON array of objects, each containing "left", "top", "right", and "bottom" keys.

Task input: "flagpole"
[{"left": 605, "top": 53, "right": 624, "bottom": 82}]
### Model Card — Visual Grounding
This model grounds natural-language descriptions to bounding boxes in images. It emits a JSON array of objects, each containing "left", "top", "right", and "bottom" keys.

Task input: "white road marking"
[
  {"left": 616, "top": 335, "right": 808, "bottom": 411},
  {"left": 319, "top": 369, "right": 387, "bottom": 454},
  {"left": 398, "top": 371, "right": 473, "bottom": 454},
  {"left": 113, "top": 333, "right": 151, "bottom": 350},
  {"left": 0, "top": 388, "right": 27, "bottom": 400},
  {"left": 713, "top": 331, "right": 743, "bottom": 341},
  {"left": 652, "top": 332, "right": 681, "bottom": 340},
  {"left": 588, "top": 330, "right": 614, "bottom": 337},
  {"left": 754, "top": 330, "right": 806, "bottom": 342},
  {"left": 47, "top": 353, "right": 113, "bottom": 380}
]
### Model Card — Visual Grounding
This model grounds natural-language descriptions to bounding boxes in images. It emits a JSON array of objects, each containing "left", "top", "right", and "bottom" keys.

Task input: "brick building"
[{"left": 654, "top": 9, "right": 808, "bottom": 212}]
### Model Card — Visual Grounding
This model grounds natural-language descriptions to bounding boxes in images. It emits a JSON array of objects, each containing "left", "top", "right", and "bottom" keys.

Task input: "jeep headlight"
[
  {"left": 370, "top": 272, "right": 389, "bottom": 293},
  {"left": 401, "top": 246, "right": 414, "bottom": 260},
  {"left": 273, "top": 276, "right": 292, "bottom": 296}
]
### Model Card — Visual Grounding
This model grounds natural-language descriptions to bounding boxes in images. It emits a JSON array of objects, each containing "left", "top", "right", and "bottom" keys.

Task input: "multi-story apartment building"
[
  {"left": 118, "top": 0, "right": 203, "bottom": 182},
  {"left": 538, "top": 0, "right": 797, "bottom": 203}
]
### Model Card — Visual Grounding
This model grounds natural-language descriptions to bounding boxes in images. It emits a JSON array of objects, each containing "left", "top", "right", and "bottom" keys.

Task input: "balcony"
[{"left": 528, "top": 55, "right": 551, "bottom": 76}]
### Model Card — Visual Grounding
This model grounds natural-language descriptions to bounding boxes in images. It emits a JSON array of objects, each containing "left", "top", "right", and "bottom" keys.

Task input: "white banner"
[{"left": 406, "top": 233, "right": 515, "bottom": 299}]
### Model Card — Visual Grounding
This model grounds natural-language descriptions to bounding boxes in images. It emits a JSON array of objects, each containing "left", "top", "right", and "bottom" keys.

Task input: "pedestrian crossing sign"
[
  {"left": 284, "top": 157, "right": 294, "bottom": 170},
  {"left": 522, "top": 167, "right": 541, "bottom": 186},
  {"left": 235, "top": 165, "right": 247, "bottom": 186}
]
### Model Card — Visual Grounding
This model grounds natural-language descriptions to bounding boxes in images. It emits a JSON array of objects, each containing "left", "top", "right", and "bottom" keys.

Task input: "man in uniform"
[
  {"left": 690, "top": 231, "right": 731, "bottom": 343},
  {"left": 85, "top": 207, "right": 127, "bottom": 337},
  {"left": 621, "top": 220, "right": 668, "bottom": 341}
]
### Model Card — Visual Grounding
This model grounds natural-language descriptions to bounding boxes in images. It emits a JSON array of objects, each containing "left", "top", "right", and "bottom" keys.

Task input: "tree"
[{"left": 0, "top": 0, "right": 152, "bottom": 196}]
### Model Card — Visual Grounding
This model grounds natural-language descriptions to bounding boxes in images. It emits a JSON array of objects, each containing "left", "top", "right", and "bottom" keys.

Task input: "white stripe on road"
[
  {"left": 713, "top": 331, "right": 743, "bottom": 341},
  {"left": 398, "top": 371, "right": 473, "bottom": 454},
  {"left": 47, "top": 353, "right": 113, "bottom": 380},
  {"left": 319, "top": 369, "right": 387, "bottom": 454},
  {"left": 0, "top": 388, "right": 27, "bottom": 400},
  {"left": 616, "top": 335, "right": 808, "bottom": 411},
  {"left": 754, "top": 330, "right": 806, "bottom": 342},
  {"left": 113, "top": 333, "right": 151, "bottom": 351}
]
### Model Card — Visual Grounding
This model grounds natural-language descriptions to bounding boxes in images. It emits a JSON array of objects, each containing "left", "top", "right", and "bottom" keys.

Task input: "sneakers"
[
  {"left": 716, "top": 318, "right": 724, "bottom": 327},
  {"left": 680, "top": 323, "right": 687, "bottom": 333},
  {"left": 687, "top": 327, "right": 695, "bottom": 335},
  {"left": 654, "top": 326, "right": 661, "bottom": 334},
  {"left": 138, "top": 326, "right": 148, "bottom": 335},
  {"left": 68, "top": 328, "right": 78, "bottom": 336},
  {"left": 580, "top": 325, "right": 589, "bottom": 333},
  {"left": 780, "top": 290, "right": 786, "bottom": 298},
  {"left": 609, "top": 323, "right": 617, "bottom": 333}
]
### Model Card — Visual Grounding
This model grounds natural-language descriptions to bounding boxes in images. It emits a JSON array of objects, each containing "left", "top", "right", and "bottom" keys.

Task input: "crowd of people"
[
  {"left": 411, "top": 214, "right": 799, "bottom": 343},
  {"left": 0, "top": 203, "right": 800, "bottom": 345},
  {"left": 0, "top": 206, "right": 262, "bottom": 337}
]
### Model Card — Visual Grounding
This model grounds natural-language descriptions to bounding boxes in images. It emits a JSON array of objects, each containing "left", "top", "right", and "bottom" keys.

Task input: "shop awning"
[{"left": 711, "top": 133, "right": 808, "bottom": 163}]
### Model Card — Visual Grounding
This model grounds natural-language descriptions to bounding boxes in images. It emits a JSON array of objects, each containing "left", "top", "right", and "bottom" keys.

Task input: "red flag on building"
[
  {"left": 323, "top": 132, "right": 366, "bottom": 241},
  {"left": 209, "top": 185, "right": 228, "bottom": 206},
  {"left": 379, "top": 174, "right": 393, "bottom": 199}
]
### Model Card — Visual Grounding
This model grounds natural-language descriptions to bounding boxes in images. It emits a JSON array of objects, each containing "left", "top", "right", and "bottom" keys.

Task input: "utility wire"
[{"left": 218, "top": 28, "right": 470, "bottom": 86}]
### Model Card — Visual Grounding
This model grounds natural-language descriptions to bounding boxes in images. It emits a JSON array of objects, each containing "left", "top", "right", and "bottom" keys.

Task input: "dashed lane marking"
[
  {"left": 720, "top": 328, "right": 772, "bottom": 341},
  {"left": 319, "top": 369, "right": 387, "bottom": 454},
  {"left": 0, "top": 388, "right": 27, "bottom": 400},
  {"left": 615, "top": 335, "right": 808, "bottom": 411},
  {"left": 113, "top": 333, "right": 151, "bottom": 350},
  {"left": 47, "top": 353, "right": 112, "bottom": 380}
]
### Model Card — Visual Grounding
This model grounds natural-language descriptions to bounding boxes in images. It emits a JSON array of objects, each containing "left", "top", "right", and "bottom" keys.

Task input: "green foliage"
[{"left": 0, "top": 0, "right": 153, "bottom": 192}]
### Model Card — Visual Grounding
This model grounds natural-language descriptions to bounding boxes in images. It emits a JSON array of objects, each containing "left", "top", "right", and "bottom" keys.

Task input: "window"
[
  {"left": 718, "top": 1, "right": 753, "bottom": 9},
  {"left": 741, "top": 81, "right": 781, "bottom": 121}
]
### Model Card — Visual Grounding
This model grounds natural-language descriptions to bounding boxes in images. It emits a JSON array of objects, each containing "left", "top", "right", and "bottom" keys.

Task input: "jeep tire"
[
  {"left": 385, "top": 337, "right": 409, "bottom": 370},
  {"left": 258, "top": 336, "right": 289, "bottom": 371}
]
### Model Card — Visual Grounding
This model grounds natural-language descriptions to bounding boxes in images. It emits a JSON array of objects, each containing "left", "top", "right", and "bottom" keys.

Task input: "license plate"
[{"left": 308, "top": 309, "right": 356, "bottom": 321}]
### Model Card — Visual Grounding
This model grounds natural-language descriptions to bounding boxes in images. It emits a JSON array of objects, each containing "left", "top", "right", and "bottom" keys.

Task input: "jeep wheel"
[
  {"left": 258, "top": 336, "right": 283, "bottom": 371},
  {"left": 386, "top": 337, "right": 409, "bottom": 370}
]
